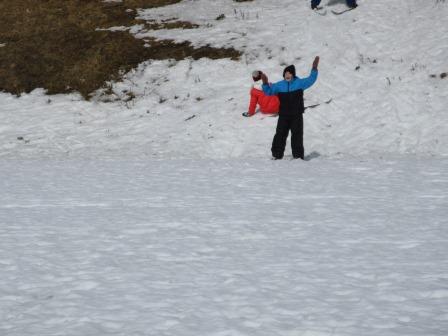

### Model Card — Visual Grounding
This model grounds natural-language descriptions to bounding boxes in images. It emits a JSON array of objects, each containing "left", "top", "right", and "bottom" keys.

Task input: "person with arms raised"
[{"left": 261, "top": 56, "right": 319, "bottom": 160}]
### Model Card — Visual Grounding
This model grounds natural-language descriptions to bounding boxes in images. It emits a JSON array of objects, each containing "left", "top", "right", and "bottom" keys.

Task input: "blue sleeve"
[
  {"left": 262, "top": 82, "right": 279, "bottom": 96},
  {"left": 300, "top": 69, "right": 318, "bottom": 90}
]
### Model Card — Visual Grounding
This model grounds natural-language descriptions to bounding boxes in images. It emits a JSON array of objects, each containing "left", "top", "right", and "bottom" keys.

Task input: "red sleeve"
[{"left": 248, "top": 89, "right": 258, "bottom": 115}]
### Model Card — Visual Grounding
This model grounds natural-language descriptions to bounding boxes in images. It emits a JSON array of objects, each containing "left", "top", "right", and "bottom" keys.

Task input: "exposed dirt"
[{"left": 0, "top": 0, "right": 241, "bottom": 99}]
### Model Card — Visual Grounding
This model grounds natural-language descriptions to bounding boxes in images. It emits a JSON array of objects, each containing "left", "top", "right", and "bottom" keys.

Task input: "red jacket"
[{"left": 248, "top": 86, "right": 279, "bottom": 115}]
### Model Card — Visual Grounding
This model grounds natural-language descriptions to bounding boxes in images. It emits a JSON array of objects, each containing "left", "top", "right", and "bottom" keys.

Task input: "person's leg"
[
  {"left": 271, "top": 115, "right": 290, "bottom": 159},
  {"left": 291, "top": 114, "right": 304, "bottom": 159},
  {"left": 346, "top": 0, "right": 358, "bottom": 8},
  {"left": 311, "top": 0, "right": 322, "bottom": 9}
]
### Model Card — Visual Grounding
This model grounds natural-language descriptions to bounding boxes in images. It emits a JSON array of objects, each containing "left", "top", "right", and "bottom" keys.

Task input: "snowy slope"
[
  {"left": 1, "top": 1, "right": 448, "bottom": 336},
  {"left": 1, "top": 0, "right": 447, "bottom": 159}
]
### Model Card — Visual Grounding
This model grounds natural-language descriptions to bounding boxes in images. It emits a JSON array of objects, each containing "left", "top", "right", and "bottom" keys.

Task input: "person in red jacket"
[{"left": 242, "top": 70, "right": 279, "bottom": 117}]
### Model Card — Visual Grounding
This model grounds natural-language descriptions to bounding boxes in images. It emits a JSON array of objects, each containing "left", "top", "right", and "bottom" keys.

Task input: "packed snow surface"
[
  {"left": 1, "top": 0, "right": 448, "bottom": 335},
  {"left": 1, "top": 0, "right": 447, "bottom": 159},
  {"left": 1, "top": 159, "right": 448, "bottom": 336}
]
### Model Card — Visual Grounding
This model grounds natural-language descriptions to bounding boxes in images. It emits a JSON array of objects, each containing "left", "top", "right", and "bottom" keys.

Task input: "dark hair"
[
  {"left": 283, "top": 65, "right": 296, "bottom": 78},
  {"left": 252, "top": 70, "right": 262, "bottom": 81}
]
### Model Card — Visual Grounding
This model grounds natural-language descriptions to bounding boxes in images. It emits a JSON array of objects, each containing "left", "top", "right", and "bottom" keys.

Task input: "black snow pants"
[{"left": 271, "top": 113, "right": 304, "bottom": 160}]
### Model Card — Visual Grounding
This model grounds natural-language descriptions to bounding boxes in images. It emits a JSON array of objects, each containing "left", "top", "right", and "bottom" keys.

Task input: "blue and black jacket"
[{"left": 262, "top": 65, "right": 318, "bottom": 116}]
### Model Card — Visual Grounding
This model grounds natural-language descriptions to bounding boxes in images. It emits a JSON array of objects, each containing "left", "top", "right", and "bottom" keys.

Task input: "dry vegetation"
[{"left": 0, "top": 0, "right": 241, "bottom": 99}]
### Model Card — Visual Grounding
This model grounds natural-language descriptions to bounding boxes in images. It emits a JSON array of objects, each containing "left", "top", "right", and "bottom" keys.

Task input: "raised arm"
[
  {"left": 300, "top": 56, "right": 320, "bottom": 90},
  {"left": 260, "top": 73, "right": 279, "bottom": 96}
]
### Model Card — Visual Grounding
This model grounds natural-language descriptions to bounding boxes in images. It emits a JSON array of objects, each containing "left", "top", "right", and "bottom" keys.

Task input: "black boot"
[
  {"left": 311, "top": 0, "right": 321, "bottom": 10},
  {"left": 346, "top": 0, "right": 358, "bottom": 8}
]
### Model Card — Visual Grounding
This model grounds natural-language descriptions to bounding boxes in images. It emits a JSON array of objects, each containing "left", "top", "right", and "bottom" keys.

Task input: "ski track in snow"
[{"left": 1, "top": 159, "right": 448, "bottom": 336}]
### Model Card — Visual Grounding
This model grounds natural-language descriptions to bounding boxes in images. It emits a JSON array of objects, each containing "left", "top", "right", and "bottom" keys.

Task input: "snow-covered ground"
[
  {"left": 1, "top": 0, "right": 447, "bottom": 159},
  {"left": 1, "top": 0, "right": 448, "bottom": 335},
  {"left": 1, "top": 158, "right": 448, "bottom": 336}
]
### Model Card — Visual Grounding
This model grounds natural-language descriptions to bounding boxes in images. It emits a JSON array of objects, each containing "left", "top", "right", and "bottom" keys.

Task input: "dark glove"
[
  {"left": 312, "top": 56, "right": 320, "bottom": 70},
  {"left": 260, "top": 73, "right": 269, "bottom": 85}
]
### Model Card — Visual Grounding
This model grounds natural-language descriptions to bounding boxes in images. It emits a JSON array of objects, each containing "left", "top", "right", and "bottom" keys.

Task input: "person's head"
[
  {"left": 283, "top": 65, "right": 296, "bottom": 81},
  {"left": 252, "top": 70, "right": 262, "bottom": 82}
]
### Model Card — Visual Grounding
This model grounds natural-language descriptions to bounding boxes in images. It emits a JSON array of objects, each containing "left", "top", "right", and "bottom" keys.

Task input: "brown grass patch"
[
  {"left": 144, "top": 18, "right": 200, "bottom": 30},
  {"left": 0, "top": 0, "right": 241, "bottom": 99}
]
